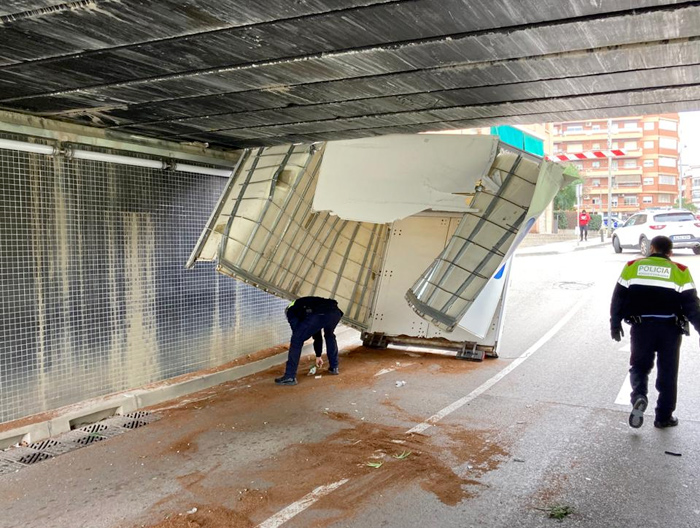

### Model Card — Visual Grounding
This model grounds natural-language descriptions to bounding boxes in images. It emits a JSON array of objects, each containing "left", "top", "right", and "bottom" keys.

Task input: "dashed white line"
[
  {"left": 256, "top": 479, "right": 349, "bottom": 528},
  {"left": 615, "top": 373, "right": 632, "bottom": 406}
]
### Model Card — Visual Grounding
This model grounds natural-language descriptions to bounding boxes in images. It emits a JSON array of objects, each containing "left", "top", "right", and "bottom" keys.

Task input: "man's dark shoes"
[
  {"left": 328, "top": 367, "right": 339, "bottom": 375},
  {"left": 629, "top": 396, "right": 648, "bottom": 428},
  {"left": 274, "top": 376, "right": 297, "bottom": 386},
  {"left": 654, "top": 416, "right": 679, "bottom": 428}
]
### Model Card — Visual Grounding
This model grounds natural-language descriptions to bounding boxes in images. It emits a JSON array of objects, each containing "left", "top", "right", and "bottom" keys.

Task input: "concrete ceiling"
[{"left": 0, "top": 0, "right": 699, "bottom": 149}]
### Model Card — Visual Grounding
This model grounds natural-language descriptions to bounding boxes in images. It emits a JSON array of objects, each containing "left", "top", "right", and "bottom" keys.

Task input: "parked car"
[
  {"left": 612, "top": 209, "right": 700, "bottom": 255},
  {"left": 602, "top": 215, "right": 621, "bottom": 229}
]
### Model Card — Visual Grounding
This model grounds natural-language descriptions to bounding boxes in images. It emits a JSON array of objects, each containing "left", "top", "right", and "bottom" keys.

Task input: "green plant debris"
[
  {"left": 392, "top": 450, "right": 412, "bottom": 460},
  {"left": 365, "top": 461, "right": 383, "bottom": 469},
  {"left": 537, "top": 505, "right": 574, "bottom": 521}
]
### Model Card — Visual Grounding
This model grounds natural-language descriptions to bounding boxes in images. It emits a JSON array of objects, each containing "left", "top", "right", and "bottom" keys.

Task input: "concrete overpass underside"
[{"left": 0, "top": 0, "right": 699, "bottom": 149}]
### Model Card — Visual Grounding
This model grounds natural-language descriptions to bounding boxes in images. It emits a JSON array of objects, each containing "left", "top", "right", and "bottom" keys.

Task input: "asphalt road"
[{"left": 2, "top": 244, "right": 700, "bottom": 528}]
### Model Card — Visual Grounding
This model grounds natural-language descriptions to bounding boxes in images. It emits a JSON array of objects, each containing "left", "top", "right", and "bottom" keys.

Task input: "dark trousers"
[
  {"left": 579, "top": 224, "right": 588, "bottom": 240},
  {"left": 284, "top": 309, "right": 343, "bottom": 378},
  {"left": 629, "top": 319, "right": 682, "bottom": 421}
]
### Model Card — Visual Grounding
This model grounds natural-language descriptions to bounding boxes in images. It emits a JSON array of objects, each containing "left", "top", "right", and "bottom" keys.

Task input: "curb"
[{"left": 516, "top": 240, "right": 610, "bottom": 257}]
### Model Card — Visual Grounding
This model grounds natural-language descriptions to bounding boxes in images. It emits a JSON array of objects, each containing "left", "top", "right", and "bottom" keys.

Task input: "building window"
[
  {"left": 643, "top": 159, "right": 654, "bottom": 167},
  {"left": 659, "top": 119, "right": 678, "bottom": 131},
  {"left": 592, "top": 142, "right": 601, "bottom": 149},
  {"left": 624, "top": 141, "right": 637, "bottom": 150},
  {"left": 592, "top": 179, "right": 600, "bottom": 187},
  {"left": 612, "top": 142, "right": 619, "bottom": 149},
  {"left": 643, "top": 141, "right": 654, "bottom": 149},
  {"left": 659, "top": 157, "right": 677, "bottom": 168},
  {"left": 659, "top": 137, "right": 677, "bottom": 150},
  {"left": 644, "top": 122, "right": 655, "bottom": 130},
  {"left": 592, "top": 125, "right": 601, "bottom": 131},
  {"left": 612, "top": 160, "right": 618, "bottom": 170},
  {"left": 623, "top": 160, "right": 637, "bottom": 169},
  {"left": 566, "top": 125, "right": 583, "bottom": 133},
  {"left": 659, "top": 175, "right": 675, "bottom": 185},
  {"left": 624, "top": 196, "right": 638, "bottom": 206},
  {"left": 567, "top": 143, "right": 583, "bottom": 152},
  {"left": 592, "top": 161, "right": 600, "bottom": 168},
  {"left": 623, "top": 121, "right": 638, "bottom": 129},
  {"left": 659, "top": 194, "right": 672, "bottom": 203},
  {"left": 642, "top": 196, "right": 653, "bottom": 204},
  {"left": 612, "top": 198, "right": 619, "bottom": 207},
  {"left": 592, "top": 197, "right": 601, "bottom": 205},
  {"left": 643, "top": 177, "right": 654, "bottom": 185}
]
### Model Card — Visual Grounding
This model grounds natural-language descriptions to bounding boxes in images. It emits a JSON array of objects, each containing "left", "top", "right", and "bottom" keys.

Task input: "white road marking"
[
  {"left": 407, "top": 294, "right": 590, "bottom": 434},
  {"left": 615, "top": 373, "right": 632, "bottom": 406},
  {"left": 257, "top": 295, "right": 588, "bottom": 526},
  {"left": 256, "top": 479, "right": 349, "bottom": 528}
]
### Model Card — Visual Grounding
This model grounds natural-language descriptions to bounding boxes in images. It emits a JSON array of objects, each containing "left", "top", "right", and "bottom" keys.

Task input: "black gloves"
[{"left": 611, "top": 327, "right": 624, "bottom": 342}]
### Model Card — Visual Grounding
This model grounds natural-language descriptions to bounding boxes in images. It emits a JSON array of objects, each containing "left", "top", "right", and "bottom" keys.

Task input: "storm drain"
[
  {"left": 0, "top": 411, "right": 160, "bottom": 477},
  {"left": 555, "top": 281, "right": 593, "bottom": 290}
]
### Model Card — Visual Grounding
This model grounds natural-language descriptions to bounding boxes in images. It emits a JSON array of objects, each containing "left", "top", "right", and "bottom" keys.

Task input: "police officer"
[
  {"left": 610, "top": 235, "right": 700, "bottom": 428},
  {"left": 275, "top": 296, "right": 344, "bottom": 385}
]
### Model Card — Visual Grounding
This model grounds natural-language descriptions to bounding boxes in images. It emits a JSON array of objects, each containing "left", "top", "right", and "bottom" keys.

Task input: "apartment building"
[{"left": 550, "top": 114, "right": 681, "bottom": 218}]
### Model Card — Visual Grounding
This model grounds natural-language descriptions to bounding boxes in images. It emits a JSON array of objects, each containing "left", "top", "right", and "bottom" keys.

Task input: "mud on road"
[{"left": 136, "top": 347, "right": 511, "bottom": 528}]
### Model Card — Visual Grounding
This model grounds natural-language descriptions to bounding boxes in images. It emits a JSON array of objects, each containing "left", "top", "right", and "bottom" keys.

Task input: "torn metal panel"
[
  {"left": 406, "top": 147, "right": 568, "bottom": 332},
  {"left": 186, "top": 143, "right": 388, "bottom": 330},
  {"left": 313, "top": 134, "right": 498, "bottom": 223}
]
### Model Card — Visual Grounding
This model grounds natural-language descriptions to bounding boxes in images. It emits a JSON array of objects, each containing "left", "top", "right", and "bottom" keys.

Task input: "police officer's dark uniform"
[
  {"left": 275, "top": 296, "right": 344, "bottom": 385},
  {"left": 610, "top": 235, "right": 700, "bottom": 428}
]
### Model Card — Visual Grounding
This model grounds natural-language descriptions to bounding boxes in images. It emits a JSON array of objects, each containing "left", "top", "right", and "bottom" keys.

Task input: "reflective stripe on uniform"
[{"left": 618, "top": 256, "right": 695, "bottom": 292}]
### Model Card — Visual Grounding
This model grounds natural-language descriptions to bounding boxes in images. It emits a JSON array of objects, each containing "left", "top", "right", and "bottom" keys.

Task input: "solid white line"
[
  {"left": 407, "top": 294, "right": 590, "bottom": 434},
  {"left": 256, "top": 479, "right": 349, "bottom": 528},
  {"left": 615, "top": 373, "right": 632, "bottom": 406}
]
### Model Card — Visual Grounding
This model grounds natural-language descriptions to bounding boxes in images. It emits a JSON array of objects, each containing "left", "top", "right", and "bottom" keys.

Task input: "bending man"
[{"left": 275, "top": 296, "right": 344, "bottom": 386}]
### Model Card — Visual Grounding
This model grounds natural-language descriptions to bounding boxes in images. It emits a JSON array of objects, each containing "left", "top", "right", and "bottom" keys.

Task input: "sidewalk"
[{"left": 516, "top": 232, "right": 611, "bottom": 256}]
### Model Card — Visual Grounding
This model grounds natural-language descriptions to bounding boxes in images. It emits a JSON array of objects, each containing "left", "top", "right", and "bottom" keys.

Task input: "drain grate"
[
  {"left": 78, "top": 423, "right": 127, "bottom": 440},
  {"left": 123, "top": 411, "right": 160, "bottom": 424},
  {"left": 30, "top": 439, "right": 74, "bottom": 457},
  {"left": 0, "top": 446, "right": 53, "bottom": 466},
  {"left": 555, "top": 281, "right": 593, "bottom": 290},
  {"left": 17, "top": 451, "right": 52, "bottom": 465},
  {"left": 104, "top": 415, "right": 148, "bottom": 430},
  {"left": 0, "top": 410, "right": 160, "bottom": 477},
  {"left": 103, "top": 411, "right": 159, "bottom": 430}
]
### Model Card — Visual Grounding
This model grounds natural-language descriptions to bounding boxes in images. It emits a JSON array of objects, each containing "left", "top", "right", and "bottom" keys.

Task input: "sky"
[{"left": 679, "top": 111, "right": 700, "bottom": 168}]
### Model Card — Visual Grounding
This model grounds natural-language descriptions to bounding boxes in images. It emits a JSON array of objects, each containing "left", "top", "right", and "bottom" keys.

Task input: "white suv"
[{"left": 612, "top": 209, "right": 700, "bottom": 255}]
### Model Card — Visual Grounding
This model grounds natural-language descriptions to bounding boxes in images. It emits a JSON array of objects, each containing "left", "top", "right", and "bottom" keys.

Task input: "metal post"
[{"left": 607, "top": 118, "right": 613, "bottom": 238}]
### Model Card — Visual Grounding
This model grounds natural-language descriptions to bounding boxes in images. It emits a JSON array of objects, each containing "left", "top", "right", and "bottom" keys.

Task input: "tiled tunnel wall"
[{"left": 0, "top": 137, "right": 290, "bottom": 424}]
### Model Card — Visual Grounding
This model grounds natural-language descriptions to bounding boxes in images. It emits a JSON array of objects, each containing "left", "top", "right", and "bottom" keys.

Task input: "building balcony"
[
  {"left": 585, "top": 186, "right": 643, "bottom": 195},
  {"left": 553, "top": 129, "right": 643, "bottom": 141},
  {"left": 584, "top": 168, "right": 642, "bottom": 177}
]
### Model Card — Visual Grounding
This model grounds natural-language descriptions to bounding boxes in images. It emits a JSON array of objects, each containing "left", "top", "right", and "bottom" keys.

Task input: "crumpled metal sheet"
[{"left": 187, "top": 143, "right": 388, "bottom": 330}]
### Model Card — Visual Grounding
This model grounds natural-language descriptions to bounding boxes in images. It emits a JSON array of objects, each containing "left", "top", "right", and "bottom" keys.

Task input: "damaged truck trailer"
[{"left": 187, "top": 134, "right": 568, "bottom": 360}]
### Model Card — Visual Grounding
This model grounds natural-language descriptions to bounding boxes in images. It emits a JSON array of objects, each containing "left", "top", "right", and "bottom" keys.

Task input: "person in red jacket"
[{"left": 579, "top": 209, "right": 590, "bottom": 241}]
